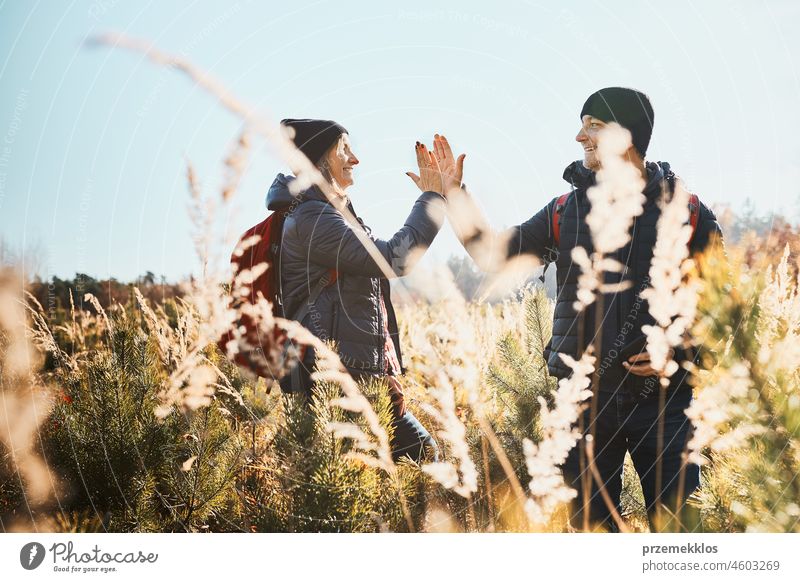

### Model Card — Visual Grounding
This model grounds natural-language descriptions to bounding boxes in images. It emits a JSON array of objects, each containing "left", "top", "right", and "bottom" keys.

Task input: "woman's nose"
[{"left": 350, "top": 155, "right": 359, "bottom": 165}]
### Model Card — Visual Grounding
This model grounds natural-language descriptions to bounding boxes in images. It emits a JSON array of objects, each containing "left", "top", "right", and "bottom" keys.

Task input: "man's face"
[{"left": 575, "top": 115, "right": 608, "bottom": 171}]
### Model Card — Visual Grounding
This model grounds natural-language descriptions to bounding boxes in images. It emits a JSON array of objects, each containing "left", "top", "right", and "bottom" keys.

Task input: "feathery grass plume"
[
  {"left": 477, "top": 256, "right": 544, "bottom": 303},
  {"left": 755, "top": 246, "right": 800, "bottom": 374},
  {"left": 222, "top": 129, "right": 251, "bottom": 202},
  {"left": 401, "top": 264, "right": 484, "bottom": 408},
  {"left": 0, "top": 389, "right": 55, "bottom": 507},
  {"left": 132, "top": 287, "right": 173, "bottom": 360},
  {"left": 149, "top": 157, "right": 286, "bottom": 417},
  {"left": 0, "top": 268, "right": 58, "bottom": 510},
  {"left": 420, "top": 371, "right": 478, "bottom": 498},
  {"left": 0, "top": 281, "right": 35, "bottom": 378},
  {"left": 277, "top": 321, "right": 394, "bottom": 474},
  {"left": 399, "top": 265, "right": 523, "bottom": 530},
  {"left": 640, "top": 181, "right": 700, "bottom": 383},
  {"left": 82, "top": 292, "right": 113, "bottom": 336},
  {"left": 185, "top": 161, "right": 214, "bottom": 279},
  {"left": 402, "top": 264, "right": 487, "bottom": 403},
  {"left": 424, "top": 507, "right": 460, "bottom": 532},
  {"left": 573, "top": 124, "right": 646, "bottom": 311},
  {"left": 287, "top": 321, "right": 421, "bottom": 531},
  {"left": 563, "top": 124, "right": 646, "bottom": 529},
  {"left": 687, "top": 244, "right": 800, "bottom": 531},
  {"left": 442, "top": 185, "right": 541, "bottom": 301},
  {"left": 401, "top": 265, "right": 534, "bottom": 518},
  {"left": 684, "top": 362, "right": 763, "bottom": 465},
  {"left": 522, "top": 351, "right": 594, "bottom": 525},
  {"left": 322, "top": 391, "right": 394, "bottom": 473},
  {"left": 442, "top": 186, "right": 515, "bottom": 275}
]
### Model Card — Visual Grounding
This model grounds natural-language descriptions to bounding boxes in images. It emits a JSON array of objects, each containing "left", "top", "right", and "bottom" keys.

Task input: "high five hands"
[{"left": 406, "top": 134, "right": 465, "bottom": 197}]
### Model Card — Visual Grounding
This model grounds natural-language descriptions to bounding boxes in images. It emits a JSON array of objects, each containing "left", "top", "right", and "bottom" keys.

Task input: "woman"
[{"left": 266, "top": 118, "right": 455, "bottom": 462}]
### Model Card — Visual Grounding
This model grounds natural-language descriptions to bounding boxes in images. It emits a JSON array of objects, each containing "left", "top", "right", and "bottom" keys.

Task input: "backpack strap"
[
  {"left": 667, "top": 172, "right": 701, "bottom": 249},
  {"left": 538, "top": 192, "right": 571, "bottom": 284},
  {"left": 687, "top": 193, "right": 700, "bottom": 247},
  {"left": 288, "top": 268, "right": 337, "bottom": 392},
  {"left": 551, "top": 189, "right": 701, "bottom": 248},
  {"left": 286, "top": 200, "right": 353, "bottom": 392},
  {"left": 290, "top": 269, "right": 337, "bottom": 323},
  {"left": 543, "top": 188, "right": 701, "bottom": 287},
  {"left": 552, "top": 192, "right": 571, "bottom": 247}
]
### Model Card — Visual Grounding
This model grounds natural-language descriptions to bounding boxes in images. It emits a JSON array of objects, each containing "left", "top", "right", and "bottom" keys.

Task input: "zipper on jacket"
[
  {"left": 384, "top": 281, "right": 404, "bottom": 373},
  {"left": 617, "top": 218, "right": 636, "bottom": 363},
  {"left": 330, "top": 302, "right": 339, "bottom": 340},
  {"left": 376, "top": 279, "right": 384, "bottom": 373}
]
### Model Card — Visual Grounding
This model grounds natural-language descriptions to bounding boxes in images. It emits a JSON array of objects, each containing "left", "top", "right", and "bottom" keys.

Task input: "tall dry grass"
[{"left": 1, "top": 33, "right": 798, "bottom": 534}]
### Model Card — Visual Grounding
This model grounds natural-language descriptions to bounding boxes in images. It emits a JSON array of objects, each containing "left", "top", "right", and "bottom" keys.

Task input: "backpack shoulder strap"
[
  {"left": 287, "top": 268, "right": 337, "bottom": 393},
  {"left": 289, "top": 269, "right": 337, "bottom": 324},
  {"left": 687, "top": 193, "right": 700, "bottom": 247},
  {"left": 552, "top": 192, "right": 572, "bottom": 247},
  {"left": 665, "top": 171, "right": 701, "bottom": 249}
]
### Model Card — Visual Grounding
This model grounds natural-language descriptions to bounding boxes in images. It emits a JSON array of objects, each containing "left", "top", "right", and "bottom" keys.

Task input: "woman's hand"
[
  {"left": 432, "top": 134, "right": 465, "bottom": 195},
  {"left": 406, "top": 141, "right": 444, "bottom": 195},
  {"left": 386, "top": 375, "right": 407, "bottom": 417}
]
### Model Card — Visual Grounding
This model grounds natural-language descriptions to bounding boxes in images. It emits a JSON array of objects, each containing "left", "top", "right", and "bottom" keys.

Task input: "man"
[{"left": 434, "top": 87, "right": 723, "bottom": 531}]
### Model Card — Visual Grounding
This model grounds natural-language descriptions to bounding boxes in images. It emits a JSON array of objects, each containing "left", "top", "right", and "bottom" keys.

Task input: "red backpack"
[
  {"left": 551, "top": 191, "right": 701, "bottom": 247},
  {"left": 216, "top": 211, "right": 336, "bottom": 383}
]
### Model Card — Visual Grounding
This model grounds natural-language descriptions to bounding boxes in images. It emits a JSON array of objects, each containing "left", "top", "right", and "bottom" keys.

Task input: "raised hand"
[
  {"left": 432, "top": 134, "right": 465, "bottom": 195},
  {"left": 406, "top": 141, "right": 444, "bottom": 195}
]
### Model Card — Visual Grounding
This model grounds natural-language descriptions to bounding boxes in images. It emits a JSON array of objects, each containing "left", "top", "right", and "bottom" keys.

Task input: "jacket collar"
[
  {"left": 562, "top": 160, "right": 675, "bottom": 200},
  {"left": 266, "top": 172, "right": 346, "bottom": 210},
  {"left": 562, "top": 160, "right": 595, "bottom": 191}
]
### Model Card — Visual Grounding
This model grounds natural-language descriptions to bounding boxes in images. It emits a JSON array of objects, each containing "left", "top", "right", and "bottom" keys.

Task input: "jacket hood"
[
  {"left": 562, "top": 160, "right": 596, "bottom": 190},
  {"left": 562, "top": 160, "right": 675, "bottom": 199},
  {"left": 265, "top": 173, "right": 327, "bottom": 211}
]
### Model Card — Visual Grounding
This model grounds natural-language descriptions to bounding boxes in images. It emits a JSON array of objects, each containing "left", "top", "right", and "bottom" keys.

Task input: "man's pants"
[{"left": 561, "top": 385, "right": 700, "bottom": 531}]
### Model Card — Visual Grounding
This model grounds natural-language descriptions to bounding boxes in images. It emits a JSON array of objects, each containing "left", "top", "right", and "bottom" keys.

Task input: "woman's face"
[{"left": 324, "top": 134, "right": 359, "bottom": 189}]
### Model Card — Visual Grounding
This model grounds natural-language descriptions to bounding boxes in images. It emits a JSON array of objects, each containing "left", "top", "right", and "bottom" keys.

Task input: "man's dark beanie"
[
  {"left": 580, "top": 87, "right": 654, "bottom": 158},
  {"left": 280, "top": 118, "right": 348, "bottom": 166}
]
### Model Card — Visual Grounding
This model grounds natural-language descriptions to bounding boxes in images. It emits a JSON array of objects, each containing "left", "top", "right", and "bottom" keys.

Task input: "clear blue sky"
[{"left": 1, "top": 0, "right": 799, "bottom": 281}]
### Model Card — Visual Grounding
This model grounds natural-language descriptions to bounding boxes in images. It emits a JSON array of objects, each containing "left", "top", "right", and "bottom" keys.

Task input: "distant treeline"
[
  {"left": 27, "top": 271, "right": 185, "bottom": 313},
  {"left": 15, "top": 201, "right": 800, "bottom": 311}
]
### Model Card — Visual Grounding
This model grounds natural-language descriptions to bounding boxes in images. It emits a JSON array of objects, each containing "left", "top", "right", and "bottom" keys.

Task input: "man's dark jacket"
[
  {"left": 266, "top": 174, "right": 447, "bottom": 392},
  {"left": 506, "top": 160, "right": 723, "bottom": 393}
]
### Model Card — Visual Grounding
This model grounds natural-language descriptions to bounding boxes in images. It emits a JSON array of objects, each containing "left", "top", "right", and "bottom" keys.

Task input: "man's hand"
[
  {"left": 623, "top": 348, "right": 675, "bottom": 377},
  {"left": 431, "top": 133, "right": 465, "bottom": 195}
]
